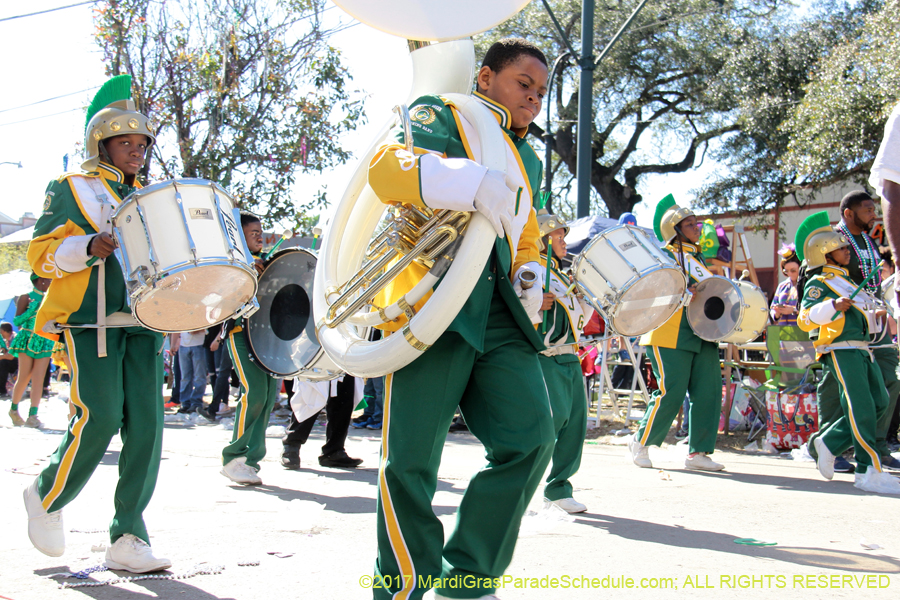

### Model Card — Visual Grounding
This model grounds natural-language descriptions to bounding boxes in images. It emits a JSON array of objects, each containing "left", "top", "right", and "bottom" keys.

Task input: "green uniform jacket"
[
  {"left": 27, "top": 163, "right": 136, "bottom": 340},
  {"left": 798, "top": 265, "right": 878, "bottom": 355}
]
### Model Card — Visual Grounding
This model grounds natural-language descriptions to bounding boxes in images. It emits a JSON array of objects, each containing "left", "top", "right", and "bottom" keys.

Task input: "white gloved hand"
[
  {"left": 514, "top": 263, "right": 544, "bottom": 324},
  {"left": 473, "top": 169, "right": 517, "bottom": 237}
]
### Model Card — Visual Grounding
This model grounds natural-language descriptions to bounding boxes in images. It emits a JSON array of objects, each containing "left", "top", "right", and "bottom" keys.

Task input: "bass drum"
[
  {"left": 244, "top": 248, "right": 342, "bottom": 381},
  {"left": 882, "top": 273, "right": 897, "bottom": 317},
  {"left": 686, "top": 277, "right": 769, "bottom": 344}
]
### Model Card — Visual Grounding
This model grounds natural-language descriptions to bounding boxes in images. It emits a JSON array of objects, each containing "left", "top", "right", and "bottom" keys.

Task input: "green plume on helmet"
[
  {"left": 652, "top": 193, "right": 677, "bottom": 242},
  {"left": 85, "top": 74, "right": 133, "bottom": 131},
  {"left": 794, "top": 211, "right": 830, "bottom": 262}
]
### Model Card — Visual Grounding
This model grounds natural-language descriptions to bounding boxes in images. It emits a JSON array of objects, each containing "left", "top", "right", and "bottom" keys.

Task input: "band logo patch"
[
  {"left": 808, "top": 287, "right": 822, "bottom": 300},
  {"left": 411, "top": 105, "right": 437, "bottom": 125}
]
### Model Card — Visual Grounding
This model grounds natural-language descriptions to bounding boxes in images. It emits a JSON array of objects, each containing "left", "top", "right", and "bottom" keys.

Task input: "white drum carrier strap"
[
  {"left": 84, "top": 178, "right": 117, "bottom": 358},
  {"left": 683, "top": 254, "right": 714, "bottom": 283}
]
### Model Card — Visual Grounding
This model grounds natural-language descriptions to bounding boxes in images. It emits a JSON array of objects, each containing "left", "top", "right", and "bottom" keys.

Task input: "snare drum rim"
[
  {"left": 129, "top": 259, "right": 259, "bottom": 333},
  {"left": 244, "top": 247, "right": 342, "bottom": 380},
  {"left": 113, "top": 178, "right": 235, "bottom": 208}
]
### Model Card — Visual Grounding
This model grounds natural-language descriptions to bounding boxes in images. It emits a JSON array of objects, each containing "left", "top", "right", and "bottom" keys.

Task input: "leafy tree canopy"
[{"left": 95, "top": 0, "right": 363, "bottom": 229}]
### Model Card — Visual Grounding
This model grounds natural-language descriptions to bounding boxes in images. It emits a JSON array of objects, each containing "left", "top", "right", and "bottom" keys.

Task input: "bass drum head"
[
  {"left": 883, "top": 274, "right": 896, "bottom": 317},
  {"left": 607, "top": 266, "right": 686, "bottom": 337},
  {"left": 245, "top": 248, "right": 323, "bottom": 377},
  {"left": 687, "top": 277, "right": 744, "bottom": 342}
]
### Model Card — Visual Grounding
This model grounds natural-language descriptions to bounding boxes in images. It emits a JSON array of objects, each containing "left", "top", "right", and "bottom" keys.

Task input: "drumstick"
[
  {"left": 541, "top": 239, "right": 553, "bottom": 334},
  {"left": 830, "top": 259, "right": 884, "bottom": 320},
  {"left": 263, "top": 230, "right": 293, "bottom": 261}
]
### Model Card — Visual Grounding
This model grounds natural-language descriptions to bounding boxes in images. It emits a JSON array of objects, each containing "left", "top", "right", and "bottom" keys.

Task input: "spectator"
[
  {"left": 770, "top": 244, "right": 801, "bottom": 326},
  {"left": 8, "top": 276, "right": 55, "bottom": 428},
  {"left": 0, "top": 321, "right": 18, "bottom": 398},
  {"left": 173, "top": 329, "right": 207, "bottom": 414}
]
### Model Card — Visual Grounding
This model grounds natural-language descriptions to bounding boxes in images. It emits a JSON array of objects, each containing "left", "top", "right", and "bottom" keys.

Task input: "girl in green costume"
[{"left": 8, "top": 275, "right": 54, "bottom": 428}]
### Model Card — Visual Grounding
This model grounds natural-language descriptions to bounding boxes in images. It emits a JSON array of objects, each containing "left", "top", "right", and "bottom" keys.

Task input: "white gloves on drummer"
[
  {"left": 473, "top": 169, "right": 516, "bottom": 237},
  {"left": 514, "top": 263, "right": 544, "bottom": 324}
]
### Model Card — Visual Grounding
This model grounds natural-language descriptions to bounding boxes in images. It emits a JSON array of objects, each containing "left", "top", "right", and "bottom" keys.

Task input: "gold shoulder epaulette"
[{"left": 56, "top": 170, "right": 95, "bottom": 183}]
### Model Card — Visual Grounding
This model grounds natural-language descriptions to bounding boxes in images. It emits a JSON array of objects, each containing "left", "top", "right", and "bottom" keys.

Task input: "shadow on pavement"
[
  {"left": 672, "top": 468, "right": 873, "bottom": 496},
  {"left": 573, "top": 513, "right": 900, "bottom": 573},
  {"left": 33, "top": 567, "right": 236, "bottom": 600}
]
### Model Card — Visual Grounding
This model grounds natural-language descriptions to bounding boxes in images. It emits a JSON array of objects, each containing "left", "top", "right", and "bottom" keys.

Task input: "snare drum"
[
  {"left": 571, "top": 225, "right": 688, "bottom": 336},
  {"left": 245, "top": 248, "right": 342, "bottom": 381},
  {"left": 111, "top": 178, "right": 258, "bottom": 332},
  {"left": 686, "top": 277, "right": 768, "bottom": 344}
]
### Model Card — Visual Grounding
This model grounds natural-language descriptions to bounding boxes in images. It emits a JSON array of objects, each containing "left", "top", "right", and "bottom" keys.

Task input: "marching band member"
[
  {"left": 808, "top": 192, "right": 900, "bottom": 472},
  {"left": 23, "top": 75, "right": 171, "bottom": 571},
  {"left": 795, "top": 211, "right": 900, "bottom": 494},
  {"left": 536, "top": 213, "right": 593, "bottom": 514},
  {"left": 628, "top": 194, "right": 725, "bottom": 472},
  {"left": 219, "top": 212, "right": 279, "bottom": 486},
  {"left": 366, "top": 38, "right": 553, "bottom": 600}
]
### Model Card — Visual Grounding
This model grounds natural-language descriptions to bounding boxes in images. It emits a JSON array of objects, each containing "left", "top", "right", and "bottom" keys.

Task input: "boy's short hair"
[
  {"left": 840, "top": 190, "right": 873, "bottom": 214},
  {"left": 0, "top": 322, "right": 12, "bottom": 334},
  {"left": 482, "top": 38, "right": 548, "bottom": 73},
  {"left": 240, "top": 211, "right": 261, "bottom": 228}
]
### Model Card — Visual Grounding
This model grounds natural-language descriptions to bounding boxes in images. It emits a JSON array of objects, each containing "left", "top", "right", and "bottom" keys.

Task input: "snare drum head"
[
  {"left": 608, "top": 267, "right": 686, "bottom": 336},
  {"left": 245, "top": 248, "right": 324, "bottom": 377}
]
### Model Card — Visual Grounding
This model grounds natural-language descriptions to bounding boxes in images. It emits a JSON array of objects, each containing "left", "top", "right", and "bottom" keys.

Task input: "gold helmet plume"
[
  {"left": 82, "top": 75, "right": 155, "bottom": 172},
  {"left": 653, "top": 194, "right": 694, "bottom": 243},
  {"left": 794, "top": 211, "right": 847, "bottom": 269}
]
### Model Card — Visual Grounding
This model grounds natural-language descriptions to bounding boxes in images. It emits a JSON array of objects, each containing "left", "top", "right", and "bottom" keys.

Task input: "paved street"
[{"left": 1, "top": 393, "right": 898, "bottom": 600}]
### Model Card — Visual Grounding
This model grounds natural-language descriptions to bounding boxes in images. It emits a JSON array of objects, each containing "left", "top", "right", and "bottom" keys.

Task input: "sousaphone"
[{"left": 313, "top": 0, "right": 532, "bottom": 378}]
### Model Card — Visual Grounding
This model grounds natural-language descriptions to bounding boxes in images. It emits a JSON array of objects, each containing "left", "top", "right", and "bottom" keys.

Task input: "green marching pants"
[
  {"left": 35, "top": 326, "right": 164, "bottom": 544},
  {"left": 818, "top": 350, "right": 889, "bottom": 473},
  {"left": 811, "top": 343, "right": 900, "bottom": 460},
  {"left": 374, "top": 291, "right": 554, "bottom": 600},
  {"left": 223, "top": 330, "right": 278, "bottom": 470},
  {"left": 539, "top": 353, "right": 587, "bottom": 502},
  {"left": 637, "top": 343, "right": 722, "bottom": 454}
]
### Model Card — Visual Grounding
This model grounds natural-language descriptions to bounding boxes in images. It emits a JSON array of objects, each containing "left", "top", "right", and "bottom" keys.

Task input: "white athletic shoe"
[
  {"left": 545, "top": 497, "right": 587, "bottom": 513},
  {"left": 105, "top": 533, "right": 172, "bottom": 573},
  {"left": 854, "top": 469, "right": 900, "bottom": 495},
  {"left": 628, "top": 434, "right": 652, "bottom": 468},
  {"left": 813, "top": 437, "right": 835, "bottom": 480},
  {"left": 684, "top": 453, "right": 725, "bottom": 471},
  {"left": 221, "top": 457, "right": 262, "bottom": 485},
  {"left": 23, "top": 479, "right": 65, "bottom": 557},
  {"left": 24, "top": 414, "right": 43, "bottom": 428}
]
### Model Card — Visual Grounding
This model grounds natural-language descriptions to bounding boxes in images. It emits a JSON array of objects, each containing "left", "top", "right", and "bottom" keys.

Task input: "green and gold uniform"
[
  {"left": 367, "top": 92, "right": 554, "bottom": 600},
  {"left": 27, "top": 163, "right": 165, "bottom": 545},
  {"left": 798, "top": 265, "right": 889, "bottom": 473},
  {"left": 222, "top": 299, "right": 279, "bottom": 470},
  {"left": 538, "top": 256, "right": 592, "bottom": 502},
  {"left": 637, "top": 242, "right": 722, "bottom": 453},
  {"left": 808, "top": 230, "right": 899, "bottom": 461}
]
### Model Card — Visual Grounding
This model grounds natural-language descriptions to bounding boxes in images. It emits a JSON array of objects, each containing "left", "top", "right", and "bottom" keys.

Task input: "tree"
[
  {"left": 477, "top": 0, "right": 854, "bottom": 220},
  {"left": 94, "top": 0, "right": 363, "bottom": 229},
  {"left": 0, "top": 243, "right": 29, "bottom": 275},
  {"left": 780, "top": 0, "right": 898, "bottom": 185}
]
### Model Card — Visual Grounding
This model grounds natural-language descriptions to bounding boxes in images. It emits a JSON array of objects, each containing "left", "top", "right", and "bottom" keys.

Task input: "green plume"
[
  {"left": 652, "top": 193, "right": 677, "bottom": 242},
  {"left": 794, "top": 211, "right": 830, "bottom": 262},
  {"left": 538, "top": 190, "right": 551, "bottom": 210},
  {"left": 85, "top": 75, "right": 133, "bottom": 131}
]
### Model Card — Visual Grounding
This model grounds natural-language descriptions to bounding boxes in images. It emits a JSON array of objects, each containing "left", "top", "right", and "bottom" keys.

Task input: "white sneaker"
[
  {"left": 813, "top": 437, "right": 835, "bottom": 480},
  {"left": 685, "top": 453, "right": 725, "bottom": 471},
  {"left": 25, "top": 414, "right": 43, "bottom": 428},
  {"left": 628, "top": 434, "right": 652, "bottom": 468},
  {"left": 23, "top": 479, "right": 65, "bottom": 557},
  {"left": 854, "top": 469, "right": 900, "bottom": 494},
  {"left": 105, "top": 533, "right": 172, "bottom": 573},
  {"left": 221, "top": 457, "right": 262, "bottom": 485},
  {"left": 9, "top": 409, "right": 24, "bottom": 427},
  {"left": 545, "top": 497, "right": 587, "bottom": 513}
]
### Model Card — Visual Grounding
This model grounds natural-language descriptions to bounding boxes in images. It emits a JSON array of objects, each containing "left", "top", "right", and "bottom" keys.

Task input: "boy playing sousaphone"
[{"left": 366, "top": 39, "right": 553, "bottom": 600}]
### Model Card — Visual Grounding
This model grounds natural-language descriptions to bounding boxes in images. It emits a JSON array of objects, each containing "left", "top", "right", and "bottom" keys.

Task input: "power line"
[
  {"left": 0, "top": 86, "right": 99, "bottom": 114},
  {"left": 0, "top": 1, "right": 96, "bottom": 23},
  {"left": 0, "top": 107, "right": 82, "bottom": 128}
]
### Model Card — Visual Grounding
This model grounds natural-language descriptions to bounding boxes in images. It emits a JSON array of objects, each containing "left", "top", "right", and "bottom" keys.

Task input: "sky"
[{"left": 0, "top": 0, "right": 704, "bottom": 231}]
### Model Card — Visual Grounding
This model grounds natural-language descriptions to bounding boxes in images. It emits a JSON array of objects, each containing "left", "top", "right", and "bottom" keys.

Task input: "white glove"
[
  {"left": 514, "top": 264, "right": 543, "bottom": 324},
  {"left": 474, "top": 169, "right": 516, "bottom": 237}
]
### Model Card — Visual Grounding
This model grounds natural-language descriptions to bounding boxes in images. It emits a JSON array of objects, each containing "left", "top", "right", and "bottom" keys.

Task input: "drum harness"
[{"left": 42, "top": 177, "right": 140, "bottom": 358}]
